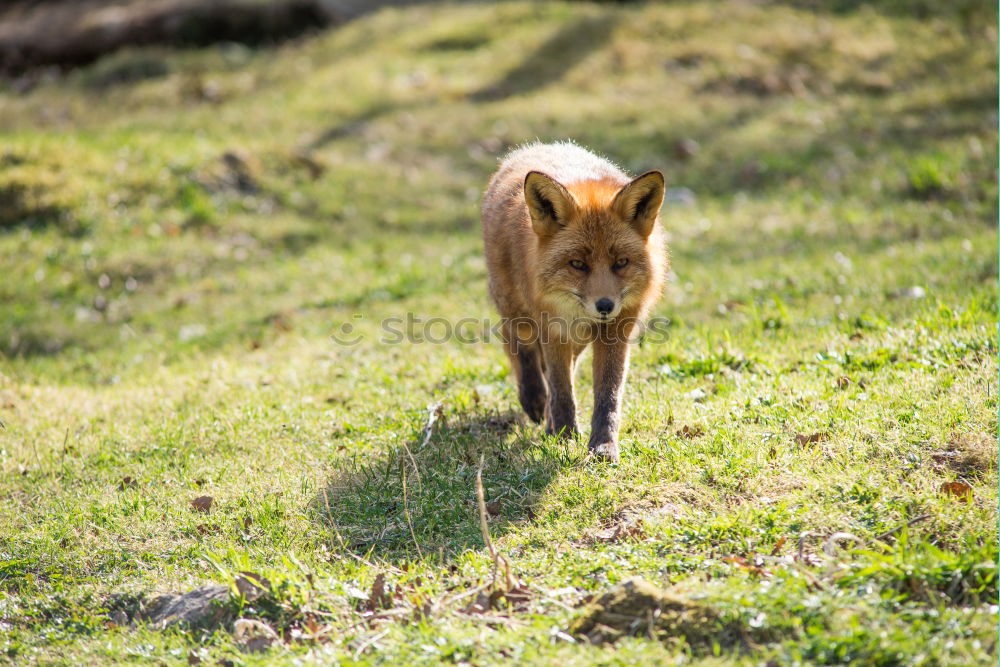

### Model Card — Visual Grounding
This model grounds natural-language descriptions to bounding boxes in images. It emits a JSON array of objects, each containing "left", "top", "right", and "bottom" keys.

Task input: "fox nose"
[{"left": 595, "top": 298, "right": 615, "bottom": 316}]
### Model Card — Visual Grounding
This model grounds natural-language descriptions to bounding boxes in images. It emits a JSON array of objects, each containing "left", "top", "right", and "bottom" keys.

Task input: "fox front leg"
[
  {"left": 542, "top": 342, "right": 577, "bottom": 438},
  {"left": 514, "top": 344, "right": 547, "bottom": 423},
  {"left": 588, "top": 335, "right": 632, "bottom": 462}
]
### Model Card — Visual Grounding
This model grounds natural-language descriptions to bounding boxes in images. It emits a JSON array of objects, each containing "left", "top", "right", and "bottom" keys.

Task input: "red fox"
[{"left": 482, "top": 142, "right": 667, "bottom": 462}]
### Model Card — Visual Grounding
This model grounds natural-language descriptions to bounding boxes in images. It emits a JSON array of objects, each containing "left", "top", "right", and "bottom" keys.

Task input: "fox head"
[{"left": 524, "top": 170, "right": 666, "bottom": 322}]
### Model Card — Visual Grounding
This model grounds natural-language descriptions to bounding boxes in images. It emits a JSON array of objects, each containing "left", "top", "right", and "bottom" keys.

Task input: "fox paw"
[
  {"left": 588, "top": 440, "right": 620, "bottom": 463},
  {"left": 520, "top": 395, "right": 546, "bottom": 424}
]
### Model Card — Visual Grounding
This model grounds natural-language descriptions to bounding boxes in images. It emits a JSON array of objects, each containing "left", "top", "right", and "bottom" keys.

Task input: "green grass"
[{"left": 0, "top": 1, "right": 997, "bottom": 664}]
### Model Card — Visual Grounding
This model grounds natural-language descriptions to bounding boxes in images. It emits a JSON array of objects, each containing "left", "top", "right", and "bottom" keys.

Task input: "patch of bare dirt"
[
  {"left": 930, "top": 431, "right": 997, "bottom": 479},
  {"left": 568, "top": 577, "right": 735, "bottom": 647}
]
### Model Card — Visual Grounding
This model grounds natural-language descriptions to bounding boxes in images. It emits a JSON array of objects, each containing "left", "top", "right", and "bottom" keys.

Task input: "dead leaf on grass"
[
  {"left": 367, "top": 573, "right": 392, "bottom": 611},
  {"left": 676, "top": 425, "right": 704, "bottom": 438},
  {"left": 939, "top": 480, "right": 973, "bottom": 502},
  {"left": 770, "top": 537, "right": 787, "bottom": 556},
  {"left": 795, "top": 432, "right": 827, "bottom": 446},
  {"left": 485, "top": 500, "right": 502, "bottom": 517},
  {"left": 191, "top": 495, "right": 214, "bottom": 513},
  {"left": 836, "top": 376, "right": 851, "bottom": 389},
  {"left": 118, "top": 476, "right": 138, "bottom": 490},
  {"left": 724, "top": 554, "right": 772, "bottom": 578},
  {"left": 194, "top": 523, "right": 219, "bottom": 536}
]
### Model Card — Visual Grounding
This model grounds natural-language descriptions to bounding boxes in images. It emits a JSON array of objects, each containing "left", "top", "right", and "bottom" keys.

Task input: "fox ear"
[
  {"left": 524, "top": 171, "right": 577, "bottom": 236},
  {"left": 612, "top": 170, "right": 665, "bottom": 237}
]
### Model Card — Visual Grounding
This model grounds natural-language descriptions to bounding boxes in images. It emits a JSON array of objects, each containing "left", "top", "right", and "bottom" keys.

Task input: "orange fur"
[{"left": 481, "top": 141, "right": 668, "bottom": 461}]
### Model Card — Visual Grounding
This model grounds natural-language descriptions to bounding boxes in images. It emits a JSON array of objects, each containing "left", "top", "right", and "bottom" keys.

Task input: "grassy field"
[{"left": 1, "top": 1, "right": 997, "bottom": 664}]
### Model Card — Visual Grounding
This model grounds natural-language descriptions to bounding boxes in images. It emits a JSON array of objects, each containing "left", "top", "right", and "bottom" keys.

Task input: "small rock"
[
  {"left": 235, "top": 572, "right": 270, "bottom": 602},
  {"left": 140, "top": 585, "right": 230, "bottom": 628},
  {"left": 685, "top": 388, "right": 707, "bottom": 402},
  {"left": 890, "top": 286, "right": 926, "bottom": 300}
]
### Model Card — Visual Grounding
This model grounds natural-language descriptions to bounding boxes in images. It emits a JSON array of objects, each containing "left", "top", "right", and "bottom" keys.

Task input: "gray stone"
[{"left": 140, "top": 584, "right": 231, "bottom": 628}]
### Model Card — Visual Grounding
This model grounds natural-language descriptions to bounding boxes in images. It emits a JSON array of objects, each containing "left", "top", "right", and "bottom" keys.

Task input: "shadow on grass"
[
  {"left": 306, "top": 101, "right": 400, "bottom": 150},
  {"left": 315, "top": 408, "right": 572, "bottom": 562},
  {"left": 467, "top": 14, "right": 619, "bottom": 102},
  {"left": 308, "top": 13, "right": 620, "bottom": 149}
]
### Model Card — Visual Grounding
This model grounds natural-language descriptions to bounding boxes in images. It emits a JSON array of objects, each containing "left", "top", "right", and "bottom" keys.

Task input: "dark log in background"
[{"left": 0, "top": 0, "right": 342, "bottom": 76}]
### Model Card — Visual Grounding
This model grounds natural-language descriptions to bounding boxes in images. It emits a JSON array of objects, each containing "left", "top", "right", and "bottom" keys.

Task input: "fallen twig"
[
  {"left": 440, "top": 582, "right": 492, "bottom": 610},
  {"left": 874, "top": 514, "right": 932, "bottom": 543},
  {"left": 475, "top": 454, "right": 496, "bottom": 558},
  {"left": 823, "top": 531, "right": 864, "bottom": 556},
  {"left": 476, "top": 454, "right": 518, "bottom": 591},
  {"left": 527, "top": 582, "right": 577, "bottom": 612},
  {"left": 352, "top": 629, "right": 389, "bottom": 661}
]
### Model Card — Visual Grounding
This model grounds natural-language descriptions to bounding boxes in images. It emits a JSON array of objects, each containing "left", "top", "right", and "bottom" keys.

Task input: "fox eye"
[
  {"left": 569, "top": 259, "right": 589, "bottom": 272},
  {"left": 613, "top": 257, "right": 629, "bottom": 270}
]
